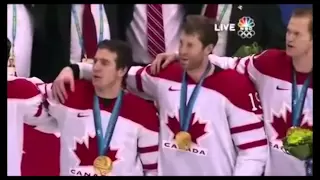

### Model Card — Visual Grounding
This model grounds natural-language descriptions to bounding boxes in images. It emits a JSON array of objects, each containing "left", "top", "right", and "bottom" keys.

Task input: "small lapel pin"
[{"left": 238, "top": 5, "right": 243, "bottom": 10}]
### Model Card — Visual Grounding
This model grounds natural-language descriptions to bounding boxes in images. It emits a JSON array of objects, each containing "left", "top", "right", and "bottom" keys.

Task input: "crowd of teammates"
[{"left": 7, "top": 7, "right": 312, "bottom": 176}]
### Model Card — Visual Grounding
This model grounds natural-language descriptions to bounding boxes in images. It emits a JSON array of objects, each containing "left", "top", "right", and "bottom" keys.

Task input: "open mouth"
[
  {"left": 93, "top": 75, "right": 101, "bottom": 79},
  {"left": 287, "top": 44, "right": 294, "bottom": 48},
  {"left": 180, "top": 58, "right": 188, "bottom": 62}
]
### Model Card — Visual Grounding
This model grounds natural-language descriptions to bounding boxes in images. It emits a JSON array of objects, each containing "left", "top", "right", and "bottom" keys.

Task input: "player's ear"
[
  {"left": 204, "top": 44, "right": 214, "bottom": 55},
  {"left": 118, "top": 67, "right": 128, "bottom": 78}
]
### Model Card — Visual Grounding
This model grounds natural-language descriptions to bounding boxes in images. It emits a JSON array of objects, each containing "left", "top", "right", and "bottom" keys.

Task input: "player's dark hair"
[
  {"left": 97, "top": 39, "right": 133, "bottom": 87},
  {"left": 292, "top": 7, "right": 313, "bottom": 38},
  {"left": 182, "top": 15, "right": 218, "bottom": 48},
  {"left": 97, "top": 39, "right": 133, "bottom": 70}
]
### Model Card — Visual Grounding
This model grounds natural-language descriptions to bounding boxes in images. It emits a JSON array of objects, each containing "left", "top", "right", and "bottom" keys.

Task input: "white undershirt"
[
  {"left": 7, "top": 4, "right": 33, "bottom": 78},
  {"left": 126, "top": 4, "right": 184, "bottom": 64},
  {"left": 70, "top": 4, "right": 111, "bottom": 63}
]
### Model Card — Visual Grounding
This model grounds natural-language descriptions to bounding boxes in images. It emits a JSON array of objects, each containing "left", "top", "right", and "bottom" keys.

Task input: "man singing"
[{"left": 23, "top": 40, "right": 160, "bottom": 176}]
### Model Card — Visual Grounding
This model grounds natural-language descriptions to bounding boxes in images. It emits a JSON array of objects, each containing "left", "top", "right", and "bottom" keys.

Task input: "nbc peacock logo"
[{"left": 237, "top": 16, "right": 256, "bottom": 39}]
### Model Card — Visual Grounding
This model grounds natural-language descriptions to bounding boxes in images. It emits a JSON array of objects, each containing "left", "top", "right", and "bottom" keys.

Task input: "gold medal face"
[
  {"left": 82, "top": 58, "right": 94, "bottom": 64},
  {"left": 93, "top": 156, "right": 112, "bottom": 176},
  {"left": 8, "top": 56, "right": 16, "bottom": 76},
  {"left": 8, "top": 56, "right": 15, "bottom": 67},
  {"left": 175, "top": 131, "right": 192, "bottom": 151}
]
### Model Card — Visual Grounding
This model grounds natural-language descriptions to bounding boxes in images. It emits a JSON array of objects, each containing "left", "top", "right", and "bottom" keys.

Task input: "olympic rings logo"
[{"left": 237, "top": 29, "right": 256, "bottom": 39}]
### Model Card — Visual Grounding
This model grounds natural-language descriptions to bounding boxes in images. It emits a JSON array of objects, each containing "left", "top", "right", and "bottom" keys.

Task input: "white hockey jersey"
[
  {"left": 126, "top": 63, "right": 268, "bottom": 176},
  {"left": 7, "top": 77, "right": 59, "bottom": 176},
  {"left": 209, "top": 49, "right": 313, "bottom": 176},
  {"left": 45, "top": 80, "right": 159, "bottom": 176}
]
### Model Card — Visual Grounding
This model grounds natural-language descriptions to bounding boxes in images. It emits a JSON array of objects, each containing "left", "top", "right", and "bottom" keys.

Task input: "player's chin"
[
  {"left": 92, "top": 79, "right": 103, "bottom": 88},
  {"left": 185, "top": 64, "right": 199, "bottom": 71},
  {"left": 285, "top": 48, "right": 296, "bottom": 57},
  {"left": 179, "top": 61, "right": 188, "bottom": 69},
  {"left": 180, "top": 60, "right": 195, "bottom": 69}
]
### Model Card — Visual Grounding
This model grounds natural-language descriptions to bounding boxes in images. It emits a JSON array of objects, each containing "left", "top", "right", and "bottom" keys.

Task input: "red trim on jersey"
[
  {"left": 237, "top": 139, "right": 268, "bottom": 150},
  {"left": 44, "top": 84, "right": 48, "bottom": 99},
  {"left": 142, "top": 163, "right": 158, "bottom": 170},
  {"left": 34, "top": 103, "right": 43, "bottom": 117},
  {"left": 135, "top": 67, "right": 145, "bottom": 92},
  {"left": 138, "top": 145, "right": 158, "bottom": 153},
  {"left": 243, "top": 60, "right": 250, "bottom": 77},
  {"left": 43, "top": 84, "right": 50, "bottom": 109},
  {"left": 235, "top": 58, "right": 242, "bottom": 70},
  {"left": 7, "top": 79, "right": 41, "bottom": 99},
  {"left": 230, "top": 121, "right": 264, "bottom": 134}
]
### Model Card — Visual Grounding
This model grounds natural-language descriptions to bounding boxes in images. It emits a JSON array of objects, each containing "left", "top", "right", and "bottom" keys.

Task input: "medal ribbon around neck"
[
  {"left": 216, "top": 5, "right": 228, "bottom": 26},
  {"left": 291, "top": 69, "right": 311, "bottom": 127},
  {"left": 179, "top": 62, "right": 211, "bottom": 132},
  {"left": 11, "top": 5, "right": 17, "bottom": 58},
  {"left": 71, "top": 5, "right": 104, "bottom": 59},
  {"left": 291, "top": 69, "right": 312, "bottom": 177},
  {"left": 93, "top": 90, "right": 124, "bottom": 158},
  {"left": 8, "top": 5, "right": 17, "bottom": 76},
  {"left": 305, "top": 158, "right": 313, "bottom": 176}
]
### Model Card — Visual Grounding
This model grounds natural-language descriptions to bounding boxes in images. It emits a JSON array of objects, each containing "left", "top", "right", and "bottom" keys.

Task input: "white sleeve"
[
  {"left": 208, "top": 51, "right": 269, "bottom": 84},
  {"left": 136, "top": 103, "right": 159, "bottom": 176},
  {"left": 77, "top": 62, "right": 93, "bottom": 80},
  {"left": 126, "top": 65, "right": 158, "bottom": 100},
  {"left": 224, "top": 75, "right": 268, "bottom": 176},
  {"left": 228, "top": 102, "right": 268, "bottom": 176},
  {"left": 138, "top": 126, "right": 159, "bottom": 176},
  {"left": 208, "top": 54, "right": 239, "bottom": 70}
]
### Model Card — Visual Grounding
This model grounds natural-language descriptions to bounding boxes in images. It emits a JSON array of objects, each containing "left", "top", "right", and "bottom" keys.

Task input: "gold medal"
[
  {"left": 7, "top": 55, "right": 16, "bottom": 76},
  {"left": 93, "top": 156, "right": 113, "bottom": 176},
  {"left": 8, "top": 55, "right": 15, "bottom": 67},
  {"left": 175, "top": 131, "right": 192, "bottom": 151}
]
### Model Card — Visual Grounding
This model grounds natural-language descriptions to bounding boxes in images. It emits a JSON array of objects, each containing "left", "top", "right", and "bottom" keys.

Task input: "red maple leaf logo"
[
  {"left": 166, "top": 113, "right": 207, "bottom": 144},
  {"left": 271, "top": 109, "right": 312, "bottom": 140},
  {"left": 74, "top": 136, "right": 118, "bottom": 166}
]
